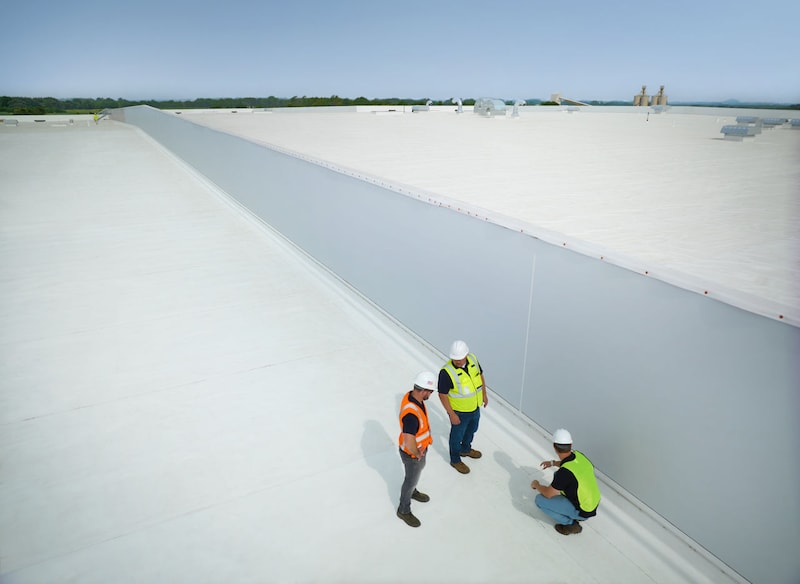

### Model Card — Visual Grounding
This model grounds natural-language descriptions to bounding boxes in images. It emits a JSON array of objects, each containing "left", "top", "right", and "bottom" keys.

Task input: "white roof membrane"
[
  {"left": 182, "top": 107, "right": 800, "bottom": 325},
  {"left": 0, "top": 118, "right": 746, "bottom": 582}
]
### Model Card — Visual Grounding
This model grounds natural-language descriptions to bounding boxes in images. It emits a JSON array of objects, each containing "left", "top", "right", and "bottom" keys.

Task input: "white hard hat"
[
  {"left": 449, "top": 340, "right": 469, "bottom": 360},
  {"left": 552, "top": 428, "right": 573, "bottom": 445},
  {"left": 413, "top": 371, "right": 438, "bottom": 392}
]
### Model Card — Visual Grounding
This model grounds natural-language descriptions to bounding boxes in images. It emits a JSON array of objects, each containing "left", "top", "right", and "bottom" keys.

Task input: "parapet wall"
[{"left": 113, "top": 105, "right": 799, "bottom": 584}]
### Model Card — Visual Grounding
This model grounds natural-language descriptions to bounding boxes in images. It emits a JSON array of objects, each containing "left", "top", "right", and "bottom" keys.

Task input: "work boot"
[
  {"left": 397, "top": 510, "right": 421, "bottom": 528},
  {"left": 554, "top": 520, "right": 583, "bottom": 535},
  {"left": 450, "top": 461, "right": 470, "bottom": 474},
  {"left": 460, "top": 449, "right": 482, "bottom": 459},
  {"left": 411, "top": 489, "right": 430, "bottom": 503}
]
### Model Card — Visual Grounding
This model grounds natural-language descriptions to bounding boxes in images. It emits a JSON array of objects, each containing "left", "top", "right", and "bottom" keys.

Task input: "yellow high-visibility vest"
[
  {"left": 560, "top": 451, "right": 601, "bottom": 513},
  {"left": 441, "top": 353, "right": 483, "bottom": 412}
]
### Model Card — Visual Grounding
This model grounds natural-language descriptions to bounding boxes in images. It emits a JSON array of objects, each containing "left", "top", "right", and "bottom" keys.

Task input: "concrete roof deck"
[
  {"left": 180, "top": 106, "right": 800, "bottom": 324},
  {"left": 0, "top": 118, "right": 745, "bottom": 582}
]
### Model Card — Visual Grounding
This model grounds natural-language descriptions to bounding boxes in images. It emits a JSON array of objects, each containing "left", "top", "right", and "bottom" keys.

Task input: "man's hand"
[
  {"left": 531, "top": 479, "right": 540, "bottom": 491},
  {"left": 449, "top": 411, "right": 461, "bottom": 425}
]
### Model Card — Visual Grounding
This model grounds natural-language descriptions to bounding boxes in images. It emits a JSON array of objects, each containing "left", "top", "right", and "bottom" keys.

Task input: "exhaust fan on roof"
[{"left": 474, "top": 98, "right": 507, "bottom": 117}]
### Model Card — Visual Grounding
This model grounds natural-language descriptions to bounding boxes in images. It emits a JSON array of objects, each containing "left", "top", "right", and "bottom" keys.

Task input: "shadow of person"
[
  {"left": 494, "top": 450, "right": 548, "bottom": 521},
  {"left": 362, "top": 419, "right": 402, "bottom": 506}
]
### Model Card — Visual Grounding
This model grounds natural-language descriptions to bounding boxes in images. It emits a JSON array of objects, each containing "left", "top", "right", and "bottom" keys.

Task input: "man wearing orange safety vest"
[{"left": 396, "top": 371, "right": 436, "bottom": 528}]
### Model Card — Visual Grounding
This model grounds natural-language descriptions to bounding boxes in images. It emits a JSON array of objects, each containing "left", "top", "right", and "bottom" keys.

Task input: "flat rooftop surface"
[
  {"left": 0, "top": 118, "right": 743, "bottom": 582},
  {"left": 182, "top": 107, "right": 800, "bottom": 323}
]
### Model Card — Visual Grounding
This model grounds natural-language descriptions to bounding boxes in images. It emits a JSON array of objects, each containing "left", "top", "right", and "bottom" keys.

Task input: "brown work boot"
[
  {"left": 450, "top": 461, "right": 470, "bottom": 474},
  {"left": 411, "top": 489, "right": 430, "bottom": 502},
  {"left": 554, "top": 520, "right": 583, "bottom": 535},
  {"left": 397, "top": 510, "right": 421, "bottom": 528},
  {"left": 460, "top": 449, "right": 482, "bottom": 459}
]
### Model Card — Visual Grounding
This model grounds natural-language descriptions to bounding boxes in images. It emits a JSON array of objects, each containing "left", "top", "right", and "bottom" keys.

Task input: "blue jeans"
[
  {"left": 535, "top": 493, "right": 584, "bottom": 525},
  {"left": 398, "top": 449, "right": 426, "bottom": 514},
  {"left": 448, "top": 408, "right": 480, "bottom": 463}
]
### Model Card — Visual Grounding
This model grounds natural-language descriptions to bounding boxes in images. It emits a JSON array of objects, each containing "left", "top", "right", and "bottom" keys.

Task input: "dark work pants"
[
  {"left": 448, "top": 408, "right": 480, "bottom": 463},
  {"left": 398, "top": 449, "right": 426, "bottom": 514}
]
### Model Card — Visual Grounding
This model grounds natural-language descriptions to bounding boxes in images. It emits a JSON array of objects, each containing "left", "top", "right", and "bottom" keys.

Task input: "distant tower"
[
  {"left": 654, "top": 85, "right": 668, "bottom": 106},
  {"left": 633, "top": 85, "right": 650, "bottom": 106}
]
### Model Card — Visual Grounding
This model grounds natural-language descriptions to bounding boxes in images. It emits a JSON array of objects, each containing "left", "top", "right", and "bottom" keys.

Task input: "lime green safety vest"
[
  {"left": 560, "top": 451, "right": 601, "bottom": 513},
  {"left": 441, "top": 354, "right": 484, "bottom": 412}
]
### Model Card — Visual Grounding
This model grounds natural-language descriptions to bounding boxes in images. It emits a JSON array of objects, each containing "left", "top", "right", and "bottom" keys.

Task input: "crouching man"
[{"left": 531, "top": 428, "right": 600, "bottom": 535}]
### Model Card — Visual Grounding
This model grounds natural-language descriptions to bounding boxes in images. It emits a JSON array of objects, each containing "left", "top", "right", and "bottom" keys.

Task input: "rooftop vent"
[{"left": 474, "top": 97, "right": 507, "bottom": 117}]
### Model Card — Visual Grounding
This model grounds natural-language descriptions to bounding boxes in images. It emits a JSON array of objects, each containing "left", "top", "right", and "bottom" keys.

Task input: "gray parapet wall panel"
[{"left": 114, "top": 105, "right": 799, "bottom": 584}]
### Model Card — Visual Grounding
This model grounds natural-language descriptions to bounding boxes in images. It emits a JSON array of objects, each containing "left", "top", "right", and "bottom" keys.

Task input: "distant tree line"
[
  {"left": 2, "top": 95, "right": 796, "bottom": 115},
  {"left": 0, "top": 95, "right": 483, "bottom": 115}
]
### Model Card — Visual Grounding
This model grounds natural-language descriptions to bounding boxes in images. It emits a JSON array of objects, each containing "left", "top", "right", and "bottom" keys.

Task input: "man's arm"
[
  {"left": 481, "top": 373, "right": 488, "bottom": 407},
  {"left": 403, "top": 433, "right": 423, "bottom": 458},
  {"left": 530, "top": 480, "right": 560, "bottom": 498},
  {"left": 438, "top": 392, "right": 460, "bottom": 425}
]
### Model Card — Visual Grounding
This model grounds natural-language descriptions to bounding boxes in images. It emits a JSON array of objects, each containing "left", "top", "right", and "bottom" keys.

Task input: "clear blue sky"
[{"left": 3, "top": 0, "right": 798, "bottom": 103}]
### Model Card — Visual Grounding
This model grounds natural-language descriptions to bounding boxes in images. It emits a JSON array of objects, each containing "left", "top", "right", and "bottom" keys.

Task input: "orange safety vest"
[{"left": 398, "top": 392, "right": 433, "bottom": 458}]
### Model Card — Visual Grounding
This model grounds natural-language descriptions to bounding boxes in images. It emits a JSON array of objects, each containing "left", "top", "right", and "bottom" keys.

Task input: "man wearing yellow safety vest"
[
  {"left": 397, "top": 371, "right": 437, "bottom": 528},
  {"left": 438, "top": 340, "right": 487, "bottom": 474},
  {"left": 531, "top": 428, "right": 601, "bottom": 535}
]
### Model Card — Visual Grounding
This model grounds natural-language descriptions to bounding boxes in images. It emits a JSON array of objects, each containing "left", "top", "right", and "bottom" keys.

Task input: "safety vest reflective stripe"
[
  {"left": 443, "top": 363, "right": 477, "bottom": 397},
  {"left": 401, "top": 402, "right": 431, "bottom": 447},
  {"left": 442, "top": 354, "right": 484, "bottom": 412},
  {"left": 560, "top": 451, "right": 601, "bottom": 513}
]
